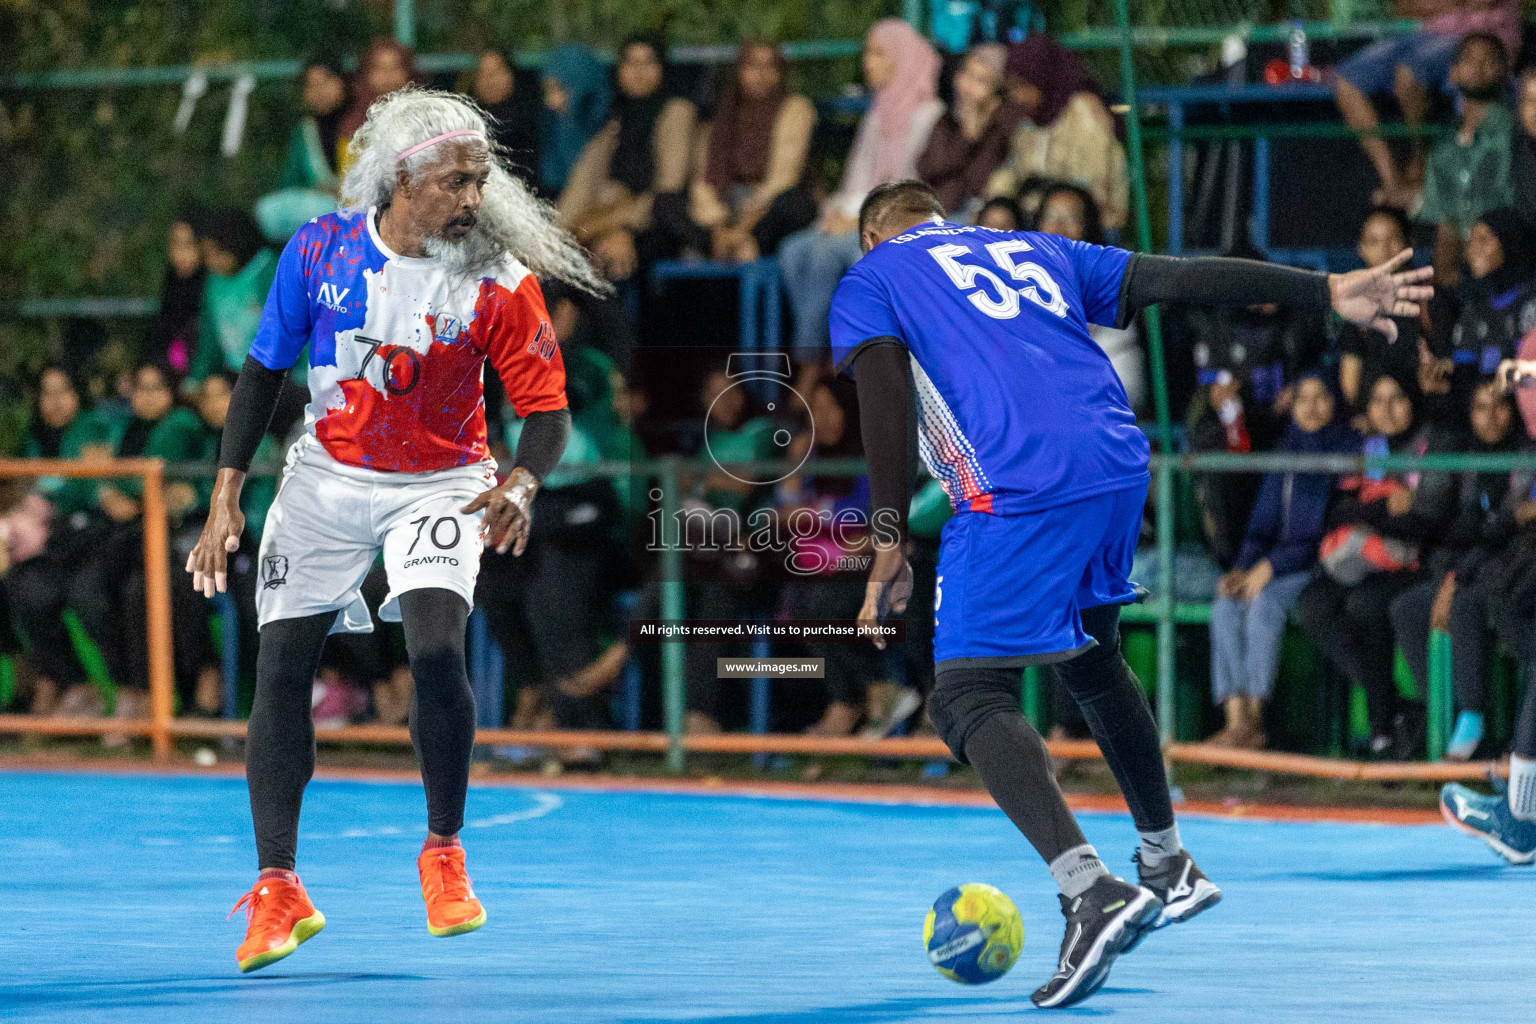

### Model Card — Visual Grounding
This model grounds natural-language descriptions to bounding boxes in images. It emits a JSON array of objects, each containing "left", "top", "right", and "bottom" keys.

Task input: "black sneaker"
[
  {"left": 1134, "top": 848, "right": 1222, "bottom": 931},
  {"left": 1030, "top": 875, "right": 1162, "bottom": 1009}
]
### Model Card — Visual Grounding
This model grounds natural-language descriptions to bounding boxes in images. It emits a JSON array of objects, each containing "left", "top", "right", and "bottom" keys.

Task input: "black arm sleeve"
[
  {"left": 512, "top": 407, "right": 571, "bottom": 483},
  {"left": 218, "top": 356, "right": 286, "bottom": 472},
  {"left": 849, "top": 340, "right": 917, "bottom": 543},
  {"left": 1114, "top": 253, "right": 1331, "bottom": 329}
]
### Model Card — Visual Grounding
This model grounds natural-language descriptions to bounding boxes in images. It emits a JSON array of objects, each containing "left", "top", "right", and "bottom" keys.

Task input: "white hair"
[{"left": 339, "top": 87, "right": 610, "bottom": 295}]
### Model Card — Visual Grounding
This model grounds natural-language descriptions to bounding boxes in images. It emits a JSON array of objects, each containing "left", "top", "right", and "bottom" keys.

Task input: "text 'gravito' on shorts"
[
  {"left": 932, "top": 482, "right": 1146, "bottom": 671},
  {"left": 255, "top": 435, "right": 496, "bottom": 634}
]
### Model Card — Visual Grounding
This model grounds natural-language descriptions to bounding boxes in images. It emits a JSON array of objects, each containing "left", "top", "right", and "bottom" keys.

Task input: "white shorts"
[{"left": 256, "top": 435, "right": 496, "bottom": 634}]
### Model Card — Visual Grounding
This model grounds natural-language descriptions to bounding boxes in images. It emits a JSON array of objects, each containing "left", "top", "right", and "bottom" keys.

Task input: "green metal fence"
[{"left": 161, "top": 447, "right": 1535, "bottom": 765}]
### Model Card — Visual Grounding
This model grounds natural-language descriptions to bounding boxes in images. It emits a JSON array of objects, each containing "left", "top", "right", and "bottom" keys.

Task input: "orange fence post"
[{"left": 140, "top": 461, "right": 174, "bottom": 762}]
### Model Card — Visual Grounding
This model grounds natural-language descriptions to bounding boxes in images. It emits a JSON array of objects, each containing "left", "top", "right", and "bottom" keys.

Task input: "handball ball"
[{"left": 923, "top": 883, "right": 1023, "bottom": 984}]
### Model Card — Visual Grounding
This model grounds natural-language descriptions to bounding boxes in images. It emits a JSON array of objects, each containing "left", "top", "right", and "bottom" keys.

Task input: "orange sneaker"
[
  {"left": 418, "top": 845, "right": 486, "bottom": 936},
  {"left": 229, "top": 873, "right": 326, "bottom": 973}
]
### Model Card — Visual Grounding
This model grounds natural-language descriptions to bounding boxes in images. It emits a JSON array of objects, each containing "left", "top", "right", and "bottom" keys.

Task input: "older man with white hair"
[{"left": 187, "top": 88, "right": 608, "bottom": 973}]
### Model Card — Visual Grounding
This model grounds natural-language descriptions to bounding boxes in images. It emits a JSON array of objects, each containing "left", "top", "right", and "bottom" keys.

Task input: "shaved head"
[{"left": 858, "top": 180, "right": 946, "bottom": 253}]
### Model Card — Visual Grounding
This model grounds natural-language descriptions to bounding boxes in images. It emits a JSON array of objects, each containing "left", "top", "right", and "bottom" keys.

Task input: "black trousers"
[
  {"left": 478, "top": 537, "right": 614, "bottom": 730},
  {"left": 1295, "top": 570, "right": 1418, "bottom": 736},
  {"left": 649, "top": 186, "right": 818, "bottom": 259},
  {"left": 781, "top": 575, "right": 882, "bottom": 708}
]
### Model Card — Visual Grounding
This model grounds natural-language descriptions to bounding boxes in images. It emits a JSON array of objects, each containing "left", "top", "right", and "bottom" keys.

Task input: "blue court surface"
[{"left": 2, "top": 770, "right": 1531, "bottom": 1024}]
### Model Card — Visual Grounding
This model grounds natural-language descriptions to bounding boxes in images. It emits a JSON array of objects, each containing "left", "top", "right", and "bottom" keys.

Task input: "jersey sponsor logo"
[
  {"left": 317, "top": 282, "right": 352, "bottom": 313},
  {"left": 403, "top": 554, "right": 460, "bottom": 569},
  {"left": 526, "top": 319, "right": 557, "bottom": 361},
  {"left": 262, "top": 554, "right": 289, "bottom": 589}
]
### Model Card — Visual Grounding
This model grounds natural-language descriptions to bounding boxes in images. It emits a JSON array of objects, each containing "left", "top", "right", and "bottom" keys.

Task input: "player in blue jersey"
[{"left": 837, "top": 182, "right": 1433, "bottom": 1008}]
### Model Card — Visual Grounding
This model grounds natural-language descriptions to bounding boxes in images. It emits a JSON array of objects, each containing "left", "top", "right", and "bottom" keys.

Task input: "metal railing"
[{"left": 1, "top": 450, "right": 1525, "bottom": 780}]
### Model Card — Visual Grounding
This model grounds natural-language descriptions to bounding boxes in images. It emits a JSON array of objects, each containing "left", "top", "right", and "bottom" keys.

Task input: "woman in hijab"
[
  {"left": 916, "top": 43, "right": 1022, "bottom": 219},
  {"left": 1208, "top": 373, "right": 1355, "bottom": 749},
  {"left": 336, "top": 37, "right": 419, "bottom": 176},
  {"left": 470, "top": 49, "right": 542, "bottom": 187},
  {"left": 652, "top": 39, "right": 817, "bottom": 262},
  {"left": 1420, "top": 207, "right": 1536, "bottom": 428},
  {"left": 779, "top": 19, "right": 943, "bottom": 360},
  {"left": 1295, "top": 372, "right": 1457, "bottom": 759},
  {"left": 540, "top": 45, "right": 609, "bottom": 198},
  {"left": 140, "top": 215, "right": 205, "bottom": 373},
  {"left": 987, "top": 34, "right": 1128, "bottom": 231},
  {"left": 558, "top": 32, "right": 697, "bottom": 282}
]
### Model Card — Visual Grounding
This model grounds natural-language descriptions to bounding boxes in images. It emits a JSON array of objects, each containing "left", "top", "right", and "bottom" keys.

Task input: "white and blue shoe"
[{"left": 1440, "top": 782, "right": 1536, "bottom": 865}]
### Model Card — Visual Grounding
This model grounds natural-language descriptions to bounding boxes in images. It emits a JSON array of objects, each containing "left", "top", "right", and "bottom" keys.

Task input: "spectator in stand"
[
  {"left": 1391, "top": 378, "right": 1524, "bottom": 760},
  {"left": 916, "top": 43, "right": 1021, "bottom": 220},
  {"left": 1036, "top": 182, "right": 1146, "bottom": 411},
  {"left": 336, "top": 38, "right": 419, "bottom": 177},
  {"left": 1420, "top": 207, "right": 1536, "bottom": 427},
  {"left": 776, "top": 378, "right": 880, "bottom": 737},
  {"left": 665, "top": 369, "right": 777, "bottom": 735},
  {"left": 1294, "top": 373, "right": 1456, "bottom": 759},
  {"left": 655, "top": 39, "right": 817, "bottom": 262},
  {"left": 1339, "top": 207, "right": 1423, "bottom": 422},
  {"left": 1334, "top": 1, "right": 1522, "bottom": 210},
  {"left": 66, "top": 363, "right": 215, "bottom": 738},
  {"left": 8, "top": 367, "right": 107, "bottom": 716},
  {"left": 482, "top": 410, "right": 625, "bottom": 765},
  {"left": 255, "top": 58, "right": 349, "bottom": 243},
  {"left": 976, "top": 195, "right": 1023, "bottom": 231},
  {"left": 141, "top": 217, "right": 205, "bottom": 375},
  {"left": 284, "top": 58, "right": 347, "bottom": 192},
  {"left": 539, "top": 45, "right": 610, "bottom": 199},
  {"left": 779, "top": 19, "right": 942, "bottom": 360},
  {"left": 1182, "top": 240, "right": 1329, "bottom": 566},
  {"left": 190, "top": 208, "right": 278, "bottom": 385},
  {"left": 986, "top": 34, "right": 1128, "bottom": 231},
  {"left": 559, "top": 32, "right": 697, "bottom": 282},
  {"left": 1208, "top": 373, "right": 1354, "bottom": 749},
  {"left": 470, "top": 49, "right": 541, "bottom": 187},
  {"left": 1512, "top": 68, "right": 1536, "bottom": 222},
  {"left": 1419, "top": 33, "right": 1514, "bottom": 286}
]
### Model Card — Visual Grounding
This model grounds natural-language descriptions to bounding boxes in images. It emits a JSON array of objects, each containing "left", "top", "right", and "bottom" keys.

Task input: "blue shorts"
[
  {"left": 932, "top": 482, "right": 1146, "bottom": 671},
  {"left": 1336, "top": 33, "right": 1459, "bottom": 96}
]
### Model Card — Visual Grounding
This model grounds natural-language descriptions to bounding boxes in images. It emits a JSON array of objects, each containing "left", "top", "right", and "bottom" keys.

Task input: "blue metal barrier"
[
  {"left": 209, "top": 592, "right": 241, "bottom": 720},
  {"left": 650, "top": 258, "right": 782, "bottom": 354}
]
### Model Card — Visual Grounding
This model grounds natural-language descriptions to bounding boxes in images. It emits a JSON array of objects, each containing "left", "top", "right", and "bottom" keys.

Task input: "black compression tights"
[
  {"left": 247, "top": 589, "right": 476, "bottom": 870},
  {"left": 1052, "top": 604, "right": 1175, "bottom": 834}
]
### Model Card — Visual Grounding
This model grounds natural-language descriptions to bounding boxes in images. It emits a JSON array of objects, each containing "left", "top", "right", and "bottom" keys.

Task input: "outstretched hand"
[{"left": 1328, "top": 248, "right": 1434, "bottom": 342}]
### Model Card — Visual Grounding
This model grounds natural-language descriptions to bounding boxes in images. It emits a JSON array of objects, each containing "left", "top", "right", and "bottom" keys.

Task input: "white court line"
[{"left": 141, "top": 792, "right": 565, "bottom": 845}]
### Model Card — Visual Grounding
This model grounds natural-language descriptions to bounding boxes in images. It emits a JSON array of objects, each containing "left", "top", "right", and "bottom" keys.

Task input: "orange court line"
[{"left": 0, "top": 753, "right": 1444, "bottom": 826}]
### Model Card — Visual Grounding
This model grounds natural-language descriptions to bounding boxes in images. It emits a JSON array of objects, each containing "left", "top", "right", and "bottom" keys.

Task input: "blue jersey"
[{"left": 829, "top": 221, "right": 1146, "bottom": 515}]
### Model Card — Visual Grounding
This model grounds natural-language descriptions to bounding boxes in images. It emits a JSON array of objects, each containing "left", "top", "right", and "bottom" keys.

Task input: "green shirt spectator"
[
  {"left": 22, "top": 367, "right": 113, "bottom": 518},
  {"left": 1420, "top": 102, "right": 1513, "bottom": 240},
  {"left": 1418, "top": 32, "right": 1515, "bottom": 284},
  {"left": 190, "top": 208, "right": 282, "bottom": 383},
  {"left": 96, "top": 365, "right": 209, "bottom": 528},
  {"left": 193, "top": 374, "right": 279, "bottom": 538}
]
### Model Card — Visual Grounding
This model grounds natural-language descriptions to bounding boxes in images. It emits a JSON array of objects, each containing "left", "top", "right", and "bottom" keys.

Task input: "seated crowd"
[{"left": 2, "top": 19, "right": 1536, "bottom": 767}]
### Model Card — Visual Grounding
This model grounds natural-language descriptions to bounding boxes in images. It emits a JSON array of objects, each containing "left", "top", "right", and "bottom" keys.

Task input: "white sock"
[
  {"left": 1509, "top": 756, "right": 1536, "bottom": 823},
  {"left": 1049, "top": 844, "right": 1110, "bottom": 899},
  {"left": 1137, "top": 823, "right": 1183, "bottom": 869}
]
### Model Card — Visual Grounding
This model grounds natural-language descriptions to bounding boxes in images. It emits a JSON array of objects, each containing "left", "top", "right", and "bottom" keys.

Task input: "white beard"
[{"left": 423, "top": 226, "right": 500, "bottom": 277}]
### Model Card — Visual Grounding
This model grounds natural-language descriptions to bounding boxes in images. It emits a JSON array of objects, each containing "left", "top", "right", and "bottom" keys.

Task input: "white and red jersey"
[{"left": 248, "top": 209, "right": 566, "bottom": 473}]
